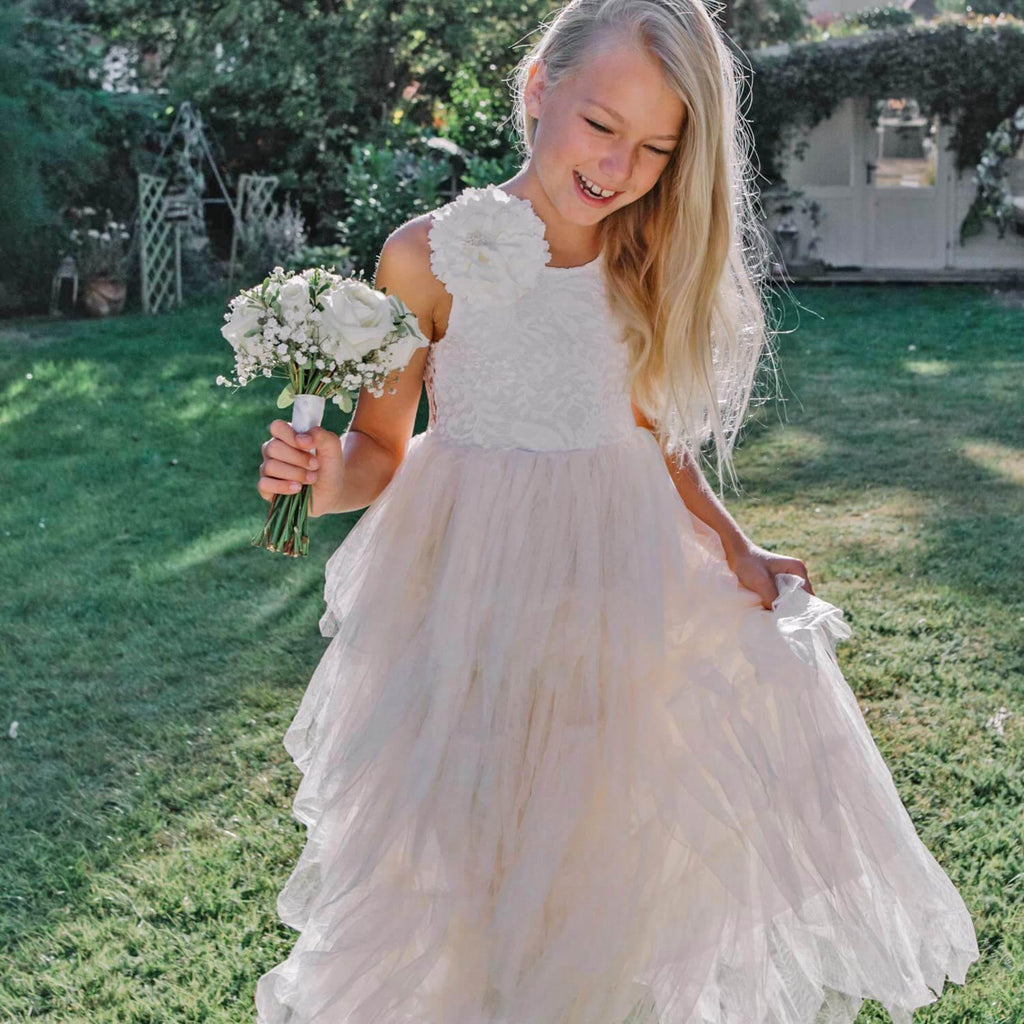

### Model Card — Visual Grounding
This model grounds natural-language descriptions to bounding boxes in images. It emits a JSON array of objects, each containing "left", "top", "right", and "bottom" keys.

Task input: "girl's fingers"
[
  {"left": 257, "top": 475, "right": 305, "bottom": 501},
  {"left": 267, "top": 418, "right": 300, "bottom": 444},
  {"left": 257, "top": 420, "right": 335, "bottom": 503},
  {"left": 259, "top": 457, "right": 317, "bottom": 485},
  {"left": 775, "top": 558, "right": 814, "bottom": 596},
  {"left": 261, "top": 436, "right": 319, "bottom": 470},
  {"left": 266, "top": 418, "right": 318, "bottom": 455}
]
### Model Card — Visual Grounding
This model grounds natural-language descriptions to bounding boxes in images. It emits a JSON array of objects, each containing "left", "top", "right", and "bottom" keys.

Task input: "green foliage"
[
  {"left": 836, "top": 5, "right": 916, "bottom": 31},
  {"left": 0, "top": 6, "right": 102, "bottom": 309},
  {"left": 960, "top": 105, "right": 1024, "bottom": 241},
  {"left": 969, "top": 0, "right": 1024, "bottom": 16},
  {"left": 0, "top": 4, "right": 159, "bottom": 312},
  {"left": 82, "top": 0, "right": 554, "bottom": 232},
  {"left": 748, "top": 16, "right": 1024, "bottom": 182},
  {"left": 461, "top": 151, "right": 526, "bottom": 189},
  {"left": 283, "top": 244, "right": 355, "bottom": 278},
  {"left": 434, "top": 64, "right": 518, "bottom": 160},
  {"left": 235, "top": 197, "right": 308, "bottom": 284},
  {"left": 338, "top": 140, "right": 454, "bottom": 276},
  {"left": 727, "top": 0, "right": 811, "bottom": 49}
]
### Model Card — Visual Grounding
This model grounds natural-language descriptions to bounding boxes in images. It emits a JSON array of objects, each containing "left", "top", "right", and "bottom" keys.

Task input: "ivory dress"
[{"left": 254, "top": 185, "right": 979, "bottom": 1024}]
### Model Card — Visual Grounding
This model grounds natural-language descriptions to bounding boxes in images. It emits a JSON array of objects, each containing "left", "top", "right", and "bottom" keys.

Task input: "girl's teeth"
[{"left": 577, "top": 171, "right": 615, "bottom": 199}]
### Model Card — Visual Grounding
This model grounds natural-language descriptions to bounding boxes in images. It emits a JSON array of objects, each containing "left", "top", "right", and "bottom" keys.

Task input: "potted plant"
[
  {"left": 760, "top": 185, "right": 824, "bottom": 277},
  {"left": 63, "top": 207, "right": 132, "bottom": 316}
]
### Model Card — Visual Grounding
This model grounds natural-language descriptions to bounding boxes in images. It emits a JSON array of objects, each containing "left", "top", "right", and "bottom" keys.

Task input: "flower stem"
[{"left": 252, "top": 485, "right": 312, "bottom": 557}]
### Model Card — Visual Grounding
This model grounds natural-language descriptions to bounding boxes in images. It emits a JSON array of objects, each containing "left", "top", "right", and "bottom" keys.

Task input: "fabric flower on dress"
[{"left": 429, "top": 185, "right": 551, "bottom": 307}]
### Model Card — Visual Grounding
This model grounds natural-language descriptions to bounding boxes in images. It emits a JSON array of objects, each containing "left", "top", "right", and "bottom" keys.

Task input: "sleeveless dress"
[{"left": 254, "top": 185, "right": 979, "bottom": 1024}]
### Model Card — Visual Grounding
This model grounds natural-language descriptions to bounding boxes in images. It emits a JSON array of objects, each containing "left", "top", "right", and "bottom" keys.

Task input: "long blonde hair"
[{"left": 510, "top": 0, "right": 777, "bottom": 490}]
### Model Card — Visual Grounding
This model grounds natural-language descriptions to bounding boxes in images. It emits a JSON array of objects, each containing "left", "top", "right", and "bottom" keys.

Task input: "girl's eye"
[{"left": 585, "top": 117, "right": 672, "bottom": 157}]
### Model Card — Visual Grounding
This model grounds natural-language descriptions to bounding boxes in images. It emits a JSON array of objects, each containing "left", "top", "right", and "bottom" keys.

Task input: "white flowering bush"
[
  {"left": 63, "top": 206, "right": 132, "bottom": 281},
  {"left": 976, "top": 106, "right": 1024, "bottom": 236},
  {"left": 236, "top": 197, "right": 309, "bottom": 280},
  {"left": 219, "top": 265, "right": 429, "bottom": 555},
  {"left": 961, "top": 105, "right": 1024, "bottom": 242}
]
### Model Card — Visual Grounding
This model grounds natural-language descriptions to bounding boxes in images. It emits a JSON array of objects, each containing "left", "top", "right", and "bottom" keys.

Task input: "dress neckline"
[{"left": 487, "top": 186, "right": 603, "bottom": 274}]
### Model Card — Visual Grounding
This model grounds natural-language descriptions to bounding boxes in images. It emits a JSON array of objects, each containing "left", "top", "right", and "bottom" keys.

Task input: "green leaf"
[
  {"left": 336, "top": 389, "right": 353, "bottom": 413},
  {"left": 276, "top": 382, "right": 296, "bottom": 408}
]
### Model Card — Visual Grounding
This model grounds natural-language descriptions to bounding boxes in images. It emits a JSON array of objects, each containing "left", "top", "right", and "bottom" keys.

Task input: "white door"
[{"left": 860, "top": 98, "right": 952, "bottom": 268}]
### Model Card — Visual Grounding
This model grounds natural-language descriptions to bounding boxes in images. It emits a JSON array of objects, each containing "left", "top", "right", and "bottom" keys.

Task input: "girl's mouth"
[{"left": 573, "top": 169, "right": 619, "bottom": 206}]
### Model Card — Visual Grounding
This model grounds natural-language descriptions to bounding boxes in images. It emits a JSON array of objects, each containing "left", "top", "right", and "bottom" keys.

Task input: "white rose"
[
  {"left": 380, "top": 329, "right": 428, "bottom": 372},
  {"left": 221, "top": 305, "right": 262, "bottom": 355},
  {"left": 278, "top": 276, "right": 311, "bottom": 323},
  {"left": 320, "top": 281, "right": 393, "bottom": 361}
]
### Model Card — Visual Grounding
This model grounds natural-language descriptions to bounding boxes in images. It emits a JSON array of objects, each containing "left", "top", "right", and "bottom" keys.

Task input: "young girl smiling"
[{"left": 254, "top": 2, "right": 979, "bottom": 1021}]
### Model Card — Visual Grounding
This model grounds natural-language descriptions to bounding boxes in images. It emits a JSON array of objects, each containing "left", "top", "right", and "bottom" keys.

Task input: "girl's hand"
[
  {"left": 723, "top": 539, "right": 815, "bottom": 611},
  {"left": 257, "top": 419, "right": 344, "bottom": 518}
]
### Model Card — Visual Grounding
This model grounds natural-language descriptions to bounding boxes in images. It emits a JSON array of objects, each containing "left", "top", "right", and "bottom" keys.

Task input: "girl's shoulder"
[
  {"left": 374, "top": 213, "right": 450, "bottom": 340},
  {"left": 374, "top": 186, "right": 482, "bottom": 296}
]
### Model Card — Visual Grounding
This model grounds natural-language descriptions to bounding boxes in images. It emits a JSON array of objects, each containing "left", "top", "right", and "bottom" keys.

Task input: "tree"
[
  {"left": 81, "top": 0, "right": 557, "bottom": 227},
  {"left": 0, "top": 3, "right": 157, "bottom": 310}
]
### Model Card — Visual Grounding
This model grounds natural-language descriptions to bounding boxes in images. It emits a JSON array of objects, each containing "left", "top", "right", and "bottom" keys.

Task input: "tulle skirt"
[{"left": 254, "top": 425, "right": 978, "bottom": 1024}]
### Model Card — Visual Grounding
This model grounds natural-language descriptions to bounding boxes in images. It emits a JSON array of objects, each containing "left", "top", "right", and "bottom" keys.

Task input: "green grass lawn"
[{"left": 1, "top": 285, "right": 1021, "bottom": 1022}]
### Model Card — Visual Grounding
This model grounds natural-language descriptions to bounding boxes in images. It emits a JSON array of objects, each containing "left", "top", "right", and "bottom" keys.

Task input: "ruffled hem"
[{"left": 255, "top": 427, "right": 978, "bottom": 1024}]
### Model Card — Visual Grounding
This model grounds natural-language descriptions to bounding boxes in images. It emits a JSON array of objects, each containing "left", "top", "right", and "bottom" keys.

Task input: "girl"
[{"left": 253, "top": 1, "right": 979, "bottom": 1021}]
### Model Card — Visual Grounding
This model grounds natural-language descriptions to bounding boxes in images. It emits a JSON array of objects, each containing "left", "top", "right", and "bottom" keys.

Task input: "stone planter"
[
  {"left": 82, "top": 277, "right": 127, "bottom": 317},
  {"left": 772, "top": 225, "right": 800, "bottom": 269}
]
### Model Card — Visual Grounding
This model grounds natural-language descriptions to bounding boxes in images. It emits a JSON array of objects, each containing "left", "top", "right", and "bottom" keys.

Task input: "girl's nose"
[{"left": 598, "top": 144, "right": 633, "bottom": 188}]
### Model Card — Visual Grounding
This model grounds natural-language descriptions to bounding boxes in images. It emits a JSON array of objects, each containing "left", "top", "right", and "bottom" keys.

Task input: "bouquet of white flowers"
[{"left": 218, "top": 265, "right": 429, "bottom": 556}]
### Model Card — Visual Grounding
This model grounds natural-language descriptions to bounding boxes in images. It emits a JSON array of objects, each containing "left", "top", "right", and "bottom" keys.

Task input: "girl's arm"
[
  {"left": 631, "top": 402, "right": 749, "bottom": 558},
  {"left": 257, "top": 217, "right": 444, "bottom": 516},
  {"left": 631, "top": 402, "right": 813, "bottom": 607}
]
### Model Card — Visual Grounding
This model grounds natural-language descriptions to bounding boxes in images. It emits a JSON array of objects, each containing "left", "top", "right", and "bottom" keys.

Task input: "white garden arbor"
[{"left": 135, "top": 101, "right": 279, "bottom": 313}]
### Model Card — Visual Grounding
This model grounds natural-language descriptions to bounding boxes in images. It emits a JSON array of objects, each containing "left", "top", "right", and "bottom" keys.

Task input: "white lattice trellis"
[
  {"left": 139, "top": 174, "right": 180, "bottom": 314},
  {"left": 228, "top": 173, "right": 279, "bottom": 283},
  {"left": 131, "top": 101, "right": 240, "bottom": 314}
]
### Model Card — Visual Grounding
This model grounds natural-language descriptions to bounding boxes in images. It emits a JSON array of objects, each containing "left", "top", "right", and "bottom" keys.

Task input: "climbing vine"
[
  {"left": 959, "top": 105, "right": 1024, "bottom": 241},
  {"left": 746, "top": 14, "right": 1024, "bottom": 183}
]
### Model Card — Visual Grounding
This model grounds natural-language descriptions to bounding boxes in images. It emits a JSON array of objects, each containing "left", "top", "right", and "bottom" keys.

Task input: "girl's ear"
[{"left": 524, "top": 60, "right": 547, "bottom": 118}]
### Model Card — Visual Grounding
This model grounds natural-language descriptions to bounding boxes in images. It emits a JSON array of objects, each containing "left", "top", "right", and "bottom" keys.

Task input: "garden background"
[{"left": 2, "top": 0, "right": 1023, "bottom": 1020}]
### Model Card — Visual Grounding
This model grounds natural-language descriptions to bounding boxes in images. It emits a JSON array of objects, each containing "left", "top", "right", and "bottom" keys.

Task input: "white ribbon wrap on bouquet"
[{"left": 290, "top": 394, "right": 326, "bottom": 453}]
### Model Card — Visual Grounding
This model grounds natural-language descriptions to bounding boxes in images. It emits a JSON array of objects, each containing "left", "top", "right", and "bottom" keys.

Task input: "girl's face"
[{"left": 523, "top": 36, "right": 686, "bottom": 226}]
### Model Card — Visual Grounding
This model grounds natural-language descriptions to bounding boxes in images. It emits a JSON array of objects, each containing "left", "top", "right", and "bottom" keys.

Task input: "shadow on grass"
[{"left": 738, "top": 285, "right": 1024, "bottom": 613}]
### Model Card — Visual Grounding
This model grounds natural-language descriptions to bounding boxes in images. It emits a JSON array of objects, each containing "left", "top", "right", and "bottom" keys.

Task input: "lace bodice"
[{"left": 424, "top": 185, "right": 636, "bottom": 452}]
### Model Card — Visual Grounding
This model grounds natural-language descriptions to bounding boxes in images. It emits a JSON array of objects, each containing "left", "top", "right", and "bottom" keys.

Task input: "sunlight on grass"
[
  {"left": 0, "top": 359, "right": 104, "bottom": 428},
  {"left": 745, "top": 424, "right": 829, "bottom": 466},
  {"left": 142, "top": 523, "right": 259, "bottom": 581},
  {"left": 958, "top": 439, "right": 1024, "bottom": 487},
  {"left": 903, "top": 358, "right": 952, "bottom": 377},
  {"left": 825, "top": 490, "right": 931, "bottom": 554},
  {"left": 247, "top": 565, "right": 327, "bottom": 627}
]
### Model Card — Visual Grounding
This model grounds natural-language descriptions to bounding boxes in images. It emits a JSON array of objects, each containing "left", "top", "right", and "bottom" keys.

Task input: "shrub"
[
  {"left": 337, "top": 140, "right": 453, "bottom": 275},
  {"left": 461, "top": 152, "right": 525, "bottom": 189},
  {"left": 235, "top": 197, "right": 308, "bottom": 282},
  {"left": 283, "top": 244, "right": 356, "bottom": 278},
  {"left": 836, "top": 5, "right": 915, "bottom": 30}
]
